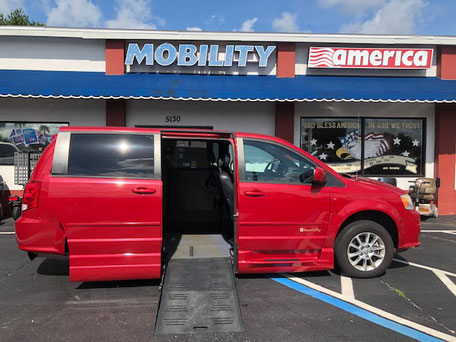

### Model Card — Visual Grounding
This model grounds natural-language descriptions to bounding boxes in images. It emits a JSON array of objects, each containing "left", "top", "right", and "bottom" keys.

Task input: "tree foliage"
[{"left": 0, "top": 9, "right": 45, "bottom": 26}]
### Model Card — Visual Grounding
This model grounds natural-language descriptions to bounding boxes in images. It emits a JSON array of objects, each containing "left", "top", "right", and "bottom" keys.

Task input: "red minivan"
[{"left": 15, "top": 127, "right": 420, "bottom": 282}]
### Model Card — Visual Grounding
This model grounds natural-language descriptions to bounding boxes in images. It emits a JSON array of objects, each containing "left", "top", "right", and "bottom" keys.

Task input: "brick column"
[
  {"left": 434, "top": 104, "right": 456, "bottom": 215},
  {"left": 105, "top": 40, "right": 125, "bottom": 75},
  {"left": 275, "top": 43, "right": 296, "bottom": 143},
  {"left": 275, "top": 102, "right": 294, "bottom": 144},
  {"left": 437, "top": 46, "right": 456, "bottom": 80},
  {"left": 106, "top": 99, "right": 126, "bottom": 126},
  {"left": 276, "top": 43, "right": 295, "bottom": 78},
  {"left": 434, "top": 46, "right": 456, "bottom": 214},
  {"left": 105, "top": 40, "right": 126, "bottom": 126}
]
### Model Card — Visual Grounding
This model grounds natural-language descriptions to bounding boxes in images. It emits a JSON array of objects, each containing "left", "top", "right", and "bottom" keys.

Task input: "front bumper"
[{"left": 397, "top": 209, "right": 421, "bottom": 251}]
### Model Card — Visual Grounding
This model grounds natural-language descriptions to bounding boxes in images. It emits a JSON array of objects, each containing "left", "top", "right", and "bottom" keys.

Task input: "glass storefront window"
[
  {"left": 0, "top": 122, "right": 69, "bottom": 165},
  {"left": 363, "top": 118, "right": 424, "bottom": 176},
  {"left": 301, "top": 118, "right": 361, "bottom": 173},
  {"left": 301, "top": 117, "right": 425, "bottom": 176}
]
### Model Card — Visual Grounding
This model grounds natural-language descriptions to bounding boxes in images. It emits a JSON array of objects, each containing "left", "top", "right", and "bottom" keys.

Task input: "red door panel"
[
  {"left": 238, "top": 182, "right": 330, "bottom": 273},
  {"left": 236, "top": 138, "right": 332, "bottom": 274},
  {"left": 48, "top": 177, "right": 162, "bottom": 282}
]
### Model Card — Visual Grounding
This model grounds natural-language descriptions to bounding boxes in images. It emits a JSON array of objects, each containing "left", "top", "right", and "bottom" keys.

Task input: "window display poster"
[
  {"left": 301, "top": 118, "right": 424, "bottom": 176},
  {"left": 0, "top": 122, "right": 69, "bottom": 165}
]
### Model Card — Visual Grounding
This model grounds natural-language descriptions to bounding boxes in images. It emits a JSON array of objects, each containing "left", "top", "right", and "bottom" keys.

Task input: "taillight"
[{"left": 22, "top": 181, "right": 42, "bottom": 210}]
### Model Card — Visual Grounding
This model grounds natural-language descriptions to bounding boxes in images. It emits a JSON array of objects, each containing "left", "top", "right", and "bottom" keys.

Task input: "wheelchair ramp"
[{"left": 155, "top": 258, "right": 243, "bottom": 334}]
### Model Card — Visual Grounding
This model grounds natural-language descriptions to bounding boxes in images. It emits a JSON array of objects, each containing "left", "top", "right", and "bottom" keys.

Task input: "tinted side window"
[
  {"left": 243, "top": 140, "right": 315, "bottom": 184},
  {"left": 68, "top": 134, "right": 155, "bottom": 178}
]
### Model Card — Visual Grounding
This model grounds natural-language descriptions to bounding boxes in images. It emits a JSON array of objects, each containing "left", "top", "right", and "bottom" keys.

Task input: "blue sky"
[{"left": 1, "top": 0, "right": 456, "bottom": 35}]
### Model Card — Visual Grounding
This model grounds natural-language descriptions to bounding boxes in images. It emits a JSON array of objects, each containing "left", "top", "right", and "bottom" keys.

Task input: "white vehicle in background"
[
  {"left": 0, "top": 142, "right": 20, "bottom": 219},
  {"left": 0, "top": 142, "right": 20, "bottom": 165}
]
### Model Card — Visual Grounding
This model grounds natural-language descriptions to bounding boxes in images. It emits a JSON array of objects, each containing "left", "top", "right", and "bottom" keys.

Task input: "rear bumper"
[{"left": 15, "top": 213, "right": 66, "bottom": 255}]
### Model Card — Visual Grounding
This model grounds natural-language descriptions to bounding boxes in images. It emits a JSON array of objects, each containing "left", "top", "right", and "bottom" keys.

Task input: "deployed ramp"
[{"left": 155, "top": 257, "right": 243, "bottom": 334}]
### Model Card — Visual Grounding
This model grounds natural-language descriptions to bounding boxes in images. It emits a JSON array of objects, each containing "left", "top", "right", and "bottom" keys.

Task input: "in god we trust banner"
[{"left": 329, "top": 155, "right": 418, "bottom": 174}]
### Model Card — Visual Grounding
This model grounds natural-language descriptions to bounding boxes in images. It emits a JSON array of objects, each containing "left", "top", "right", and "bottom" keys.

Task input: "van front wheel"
[{"left": 334, "top": 220, "right": 394, "bottom": 278}]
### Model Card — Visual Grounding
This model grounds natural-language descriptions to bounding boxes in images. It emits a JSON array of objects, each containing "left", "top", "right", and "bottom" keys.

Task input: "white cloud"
[
  {"left": 318, "top": 0, "right": 384, "bottom": 16},
  {"left": 205, "top": 14, "right": 225, "bottom": 27},
  {"left": 0, "top": 0, "right": 25, "bottom": 14},
  {"left": 340, "top": 0, "right": 427, "bottom": 34},
  {"left": 272, "top": 12, "right": 299, "bottom": 32},
  {"left": 186, "top": 26, "right": 202, "bottom": 31},
  {"left": 106, "top": 0, "right": 165, "bottom": 29},
  {"left": 46, "top": 0, "right": 101, "bottom": 27},
  {"left": 240, "top": 17, "right": 258, "bottom": 32}
]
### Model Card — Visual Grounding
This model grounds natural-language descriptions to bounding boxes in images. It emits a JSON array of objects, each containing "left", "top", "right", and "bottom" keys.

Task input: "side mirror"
[
  {"left": 436, "top": 177, "right": 440, "bottom": 188},
  {"left": 312, "top": 167, "right": 327, "bottom": 184}
]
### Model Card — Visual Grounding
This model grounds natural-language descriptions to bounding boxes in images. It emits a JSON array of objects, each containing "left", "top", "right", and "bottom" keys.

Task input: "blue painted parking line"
[{"left": 271, "top": 276, "right": 444, "bottom": 342}]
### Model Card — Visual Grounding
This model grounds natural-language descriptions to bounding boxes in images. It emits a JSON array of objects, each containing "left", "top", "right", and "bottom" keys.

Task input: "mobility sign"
[
  {"left": 125, "top": 43, "right": 276, "bottom": 68},
  {"left": 308, "top": 47, "right": 433, "bottom": 69}
]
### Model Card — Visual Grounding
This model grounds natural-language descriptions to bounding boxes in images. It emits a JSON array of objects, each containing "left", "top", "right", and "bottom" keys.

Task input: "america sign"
[{"left": 308, "top": 47, "right": 433, "bottom": 69}]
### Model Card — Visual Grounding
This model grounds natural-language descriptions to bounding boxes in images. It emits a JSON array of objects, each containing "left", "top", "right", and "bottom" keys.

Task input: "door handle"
[
  {"left": 244, "top": 190, "right": 265, "bottom": 197},
  {"left": 132, "top": 187, "right": 156, "bottom": 195}
]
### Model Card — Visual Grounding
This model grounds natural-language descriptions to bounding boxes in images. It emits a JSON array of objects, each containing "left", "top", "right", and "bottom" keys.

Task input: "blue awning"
[{"left": 0, "top": 69, "right": 455, "bottom": 103}]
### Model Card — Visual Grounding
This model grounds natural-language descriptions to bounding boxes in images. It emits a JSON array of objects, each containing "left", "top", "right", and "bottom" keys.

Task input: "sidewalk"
[
  {"left": 421, "top": 214, "right": 456, "bottom": 229},
  {"left": 0, "top": 217, "right": 15, "bottom": 232}
]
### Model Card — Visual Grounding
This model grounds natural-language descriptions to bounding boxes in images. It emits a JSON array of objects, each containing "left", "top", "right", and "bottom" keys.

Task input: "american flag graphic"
[
  {"left": 364, "top": 132, "right": 390, "bottom": 155},
  {"left": 339, "top": 130, "right": 359, "bottom": 147},
  {"left": 339, "top": 130, "right": 390, "bottom": 159},
  {"left": 308, "top": 47, "right": 336, "bottom": 68}
]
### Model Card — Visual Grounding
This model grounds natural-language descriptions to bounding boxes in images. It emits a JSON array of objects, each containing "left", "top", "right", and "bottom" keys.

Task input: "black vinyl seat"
[{"left": 217, "top": 154, "right": 234, "bottom": 214}]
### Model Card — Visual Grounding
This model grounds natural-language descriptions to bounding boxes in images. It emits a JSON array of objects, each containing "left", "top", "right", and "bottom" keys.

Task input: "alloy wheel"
[{"left": 346, "top": 232, "right": 386, "bottom": 272}]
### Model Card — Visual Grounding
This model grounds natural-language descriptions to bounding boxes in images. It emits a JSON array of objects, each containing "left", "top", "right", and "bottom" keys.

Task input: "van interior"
[{"left": 161, "top": 138, "right": 235, "bottom": 262}]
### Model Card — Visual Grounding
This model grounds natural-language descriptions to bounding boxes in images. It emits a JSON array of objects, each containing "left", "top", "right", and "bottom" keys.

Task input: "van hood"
[{"left": 343, "top": 175, "right": 407, "bottom": 195}]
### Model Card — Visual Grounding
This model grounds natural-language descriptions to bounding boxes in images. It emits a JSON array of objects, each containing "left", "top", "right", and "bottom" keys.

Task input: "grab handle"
[
  {"left": 244, "top": 190, "right": 265, "bottom": 197},
  {"left": 132, "top": 187, "right": 156, "bottom": 195}
]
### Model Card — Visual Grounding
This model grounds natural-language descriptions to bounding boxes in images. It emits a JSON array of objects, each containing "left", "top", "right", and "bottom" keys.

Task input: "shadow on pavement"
[
  {"left": 237, "top": 270, "right": 333, "bottom": 280},
  {"left": 37, "top": 258, "right": 69, "bottom": 276},
  {"left": 77, "top": 279, "right": 160, "bottom": 289},
  {"left": 389, "top": 254, "right": 410, "bottom": 269},
  {"left": 37, "top": 258, "right": 160, "bottom": 289}
]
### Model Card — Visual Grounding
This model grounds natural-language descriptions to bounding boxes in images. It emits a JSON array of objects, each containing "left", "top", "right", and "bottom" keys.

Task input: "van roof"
[
  {"left": 58, "top": 126, "right": 285, "bottom": 142},
  {"left": 59, "top": 126, "right": 231, "bottom": 134}
]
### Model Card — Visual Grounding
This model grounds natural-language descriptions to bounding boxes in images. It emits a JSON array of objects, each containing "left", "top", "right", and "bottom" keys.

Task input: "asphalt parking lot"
[{"left": 1, "top": 216, "right": 455, "bottom": 342}]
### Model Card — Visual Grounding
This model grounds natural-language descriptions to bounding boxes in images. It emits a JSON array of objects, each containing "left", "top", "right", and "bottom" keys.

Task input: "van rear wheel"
[
  {"left": 12, "top": 206, "right": 21, "bottom": 221},
  {"left": 335, "top": 220, "right": 394, "bottom": 278}
]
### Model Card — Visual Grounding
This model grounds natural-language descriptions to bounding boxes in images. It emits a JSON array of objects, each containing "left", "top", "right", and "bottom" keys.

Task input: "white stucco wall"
[
  {"left": 0, "top": 98, "right": 105, "bottom": 191},
  {"left": 294, "top": 102, "right": 435, "bottom": 190},
  {"left": 126, "top": 100, "right": 275, "bottom": 135},
  {"left": 0, "top": 37, "right": 105, "bottom": 72}
]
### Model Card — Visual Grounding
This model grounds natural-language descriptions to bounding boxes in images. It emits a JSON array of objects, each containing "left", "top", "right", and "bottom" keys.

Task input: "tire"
[
  {"left": 12, "top": 206, "right": 21, "bottom": 221},
  {"left": 334, "top": 220, "right": 394, "bottom": 278}
]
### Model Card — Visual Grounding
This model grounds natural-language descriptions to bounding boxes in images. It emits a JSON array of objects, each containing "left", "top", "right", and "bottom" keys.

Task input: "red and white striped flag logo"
[{"left": 308, "top": 47, "right": 336, "bottom": 68}]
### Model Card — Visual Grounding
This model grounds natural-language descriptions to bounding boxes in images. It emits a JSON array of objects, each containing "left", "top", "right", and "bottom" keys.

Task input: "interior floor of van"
[
  {"left": 161, "top": 138, "right": 235, "bottom": 262},
  {"left": 166, "top": 234, "right": 231, "bottom": 259}
]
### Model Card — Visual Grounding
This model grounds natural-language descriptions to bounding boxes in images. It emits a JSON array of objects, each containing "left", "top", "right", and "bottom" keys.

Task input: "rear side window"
[{"left": 68, "top": 134, "right": 154, "bottom": 178}]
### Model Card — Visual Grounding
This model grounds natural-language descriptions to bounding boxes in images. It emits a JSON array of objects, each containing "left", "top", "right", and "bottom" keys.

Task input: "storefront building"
[{"left": 1, "top": 27, "right": 456, "bottom": 214}]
